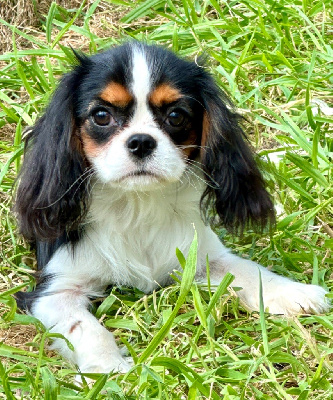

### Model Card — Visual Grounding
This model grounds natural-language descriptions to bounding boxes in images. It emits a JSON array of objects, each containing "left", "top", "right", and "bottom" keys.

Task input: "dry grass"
[
  {"left": 0, "top": 325, "right": 37, "bottom": 351},
  {"left": 0, "top": 124, "right": 16, "bottom": 142},
  {"left": 0, "top": 0, "right": 127, "bottom": 54},
  {"left": 1, "top": 0, "right": 42, "bottom": 53}
]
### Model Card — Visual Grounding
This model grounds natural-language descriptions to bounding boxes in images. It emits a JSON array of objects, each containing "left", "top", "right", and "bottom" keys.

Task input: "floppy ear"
[
  {"left": 200, "top": 83, "right": 275, "bottom": 233},
  {"left": 15, "top": 63, "right": 90, "bottom": 241}
]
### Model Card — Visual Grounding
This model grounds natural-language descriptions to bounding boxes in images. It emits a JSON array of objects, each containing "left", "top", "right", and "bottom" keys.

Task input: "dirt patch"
[
  {"left": 0, "top": 123, "right": 16, "bottom": 142},
  {"left": 0, "top": 324, "right": 37, "bottom": 351}
]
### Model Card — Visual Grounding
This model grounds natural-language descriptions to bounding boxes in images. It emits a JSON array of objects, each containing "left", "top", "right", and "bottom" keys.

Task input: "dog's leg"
[
  {"left": 31, "top": 279, "right": 132, "bottom": 374},
  {"left": 25, "top": 244, "right": 132, "bottom": 375},
  {"left": 206, "top": 252, "right": 329, "bottom": 315}
]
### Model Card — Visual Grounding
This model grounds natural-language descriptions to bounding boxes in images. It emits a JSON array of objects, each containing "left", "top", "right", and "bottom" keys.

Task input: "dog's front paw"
[
  {"left": 75, "top": 354, "right": 133, "bottom": 385},
  {"left": 79, "top": 354, "right": 134, "bottom": 375},
  {"left": 264, "top": 282, "right": 330, "bottom": 315}
]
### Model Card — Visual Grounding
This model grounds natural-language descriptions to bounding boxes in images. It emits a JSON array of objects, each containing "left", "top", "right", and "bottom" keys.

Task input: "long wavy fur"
[
  {"left": 198, "top": 76, "right": 275, "bottom": 233},
  {"left": 14, "top": 58, "right": 92, "bottom": 242}
]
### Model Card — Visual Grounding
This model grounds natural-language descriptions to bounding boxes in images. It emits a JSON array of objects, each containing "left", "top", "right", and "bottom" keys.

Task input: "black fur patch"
[{"left": 14, "top": 274, "right": 53, "bottom": 312}]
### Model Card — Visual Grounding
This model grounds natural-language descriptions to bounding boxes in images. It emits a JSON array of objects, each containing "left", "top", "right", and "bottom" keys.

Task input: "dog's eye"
[
  {"left": 166, "top": 110, "right": 186, "bottom": 127},
  {"left": 92, "top": 109, "right": 113, "bottom": 126}
]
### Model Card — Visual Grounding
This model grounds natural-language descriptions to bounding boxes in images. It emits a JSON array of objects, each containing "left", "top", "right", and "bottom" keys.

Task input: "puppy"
[{"left": 15, "top": 42, "right": 329, "bottom": 374}]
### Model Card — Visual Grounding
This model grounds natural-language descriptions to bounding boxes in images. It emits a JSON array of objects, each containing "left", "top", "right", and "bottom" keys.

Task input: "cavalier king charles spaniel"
[{"left": 15, "top": 42, "right": 328, "bottom": 374}]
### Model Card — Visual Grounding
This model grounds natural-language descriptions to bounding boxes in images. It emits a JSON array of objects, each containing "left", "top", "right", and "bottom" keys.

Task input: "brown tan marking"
[
  {"left": 100, "top": 82, "right": 133, "bottom": 107},
  {"left": 201, "top": 112, "right": 209, "bottom": 148},
  {"left": 181, "top": 129, "right": 200, "bottom": 159},
  {"left": 149, "top": 84, "right": 182, "bottom": 107},
  {"left": 199, "top": 111, "right": 211, "bottom": 158},
  {"left": 81, "top": 128, "right": 103, "bottom": 158}
]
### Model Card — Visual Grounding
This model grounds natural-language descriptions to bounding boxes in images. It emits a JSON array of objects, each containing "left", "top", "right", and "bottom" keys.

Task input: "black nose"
[{"left": 126, "top": 134, "right": 157, "bottom": 159}]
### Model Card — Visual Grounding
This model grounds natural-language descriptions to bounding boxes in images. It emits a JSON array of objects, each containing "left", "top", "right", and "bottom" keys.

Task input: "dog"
[{"left": 14, "top": 42, "right": 329, "bottom": 374}]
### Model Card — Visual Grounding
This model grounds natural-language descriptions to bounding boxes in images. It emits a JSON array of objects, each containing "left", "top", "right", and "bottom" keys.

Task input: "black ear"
[
  {"left": 15, "top": 63, "right": 91, "bottom": 241},
  {"left": 200, "top": 80, "right": 275, "bottom": 233}
]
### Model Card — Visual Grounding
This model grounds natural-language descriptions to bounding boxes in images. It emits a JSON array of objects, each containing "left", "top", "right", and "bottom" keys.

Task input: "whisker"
[
  {"left": 34, "top": 168, "right": 94, "bottom": 210},
  {"left": 183, "top": 170, "right": 201, "bottom": 192},
  {"left": 186, "top": 158, "right": 206, "bottom": 168},
  {"left": 186, "top": 161, "right": 220, "bottom": 189},
  {"left": 181, "top": 94, "right": 206, "bottom": 110},
  {"left": 83, "top": 171, "right": 99, "bottom": 197},
  {"left": 177, "top": 144, "right": 210, "bottom": 150},
  {"left": 186, "top": 168, "right": 215, "bottom": 190}
]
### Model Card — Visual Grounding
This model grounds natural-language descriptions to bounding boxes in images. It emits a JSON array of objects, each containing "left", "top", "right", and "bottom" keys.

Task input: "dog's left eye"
[
  {"left": 92, "top": 109, "right": 114, "bottom": 126},
  {"left": 166, "top": 110, "right": 186, "bottom": 127}
]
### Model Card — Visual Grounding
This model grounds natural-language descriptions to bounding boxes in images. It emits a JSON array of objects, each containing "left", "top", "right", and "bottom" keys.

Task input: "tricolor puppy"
[{"left": 15, "top": 42, "right": 328, "bottom": 374}]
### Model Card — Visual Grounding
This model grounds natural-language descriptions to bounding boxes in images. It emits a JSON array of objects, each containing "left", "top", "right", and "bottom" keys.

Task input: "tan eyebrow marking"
[
  {"left": 99, "top": 82, "right": 133, "bottom": 107},
  {"left": 149, "top": 83, "right": 182, "bottom": 107}
]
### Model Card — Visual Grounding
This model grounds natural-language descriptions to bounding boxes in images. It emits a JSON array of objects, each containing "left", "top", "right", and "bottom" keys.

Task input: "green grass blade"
[
  {"left": 46, "top": 2, "right": 58, "bottom": 44},
  {"left": 138, "top": 231, "right": 197, "bottom": 363},
  {"left": 151, "top": 357, "right": 221, "bottom": 400},
  {"left": 40, "top": 366, "right": 58, "bottom": 400},
  {"left": 121, "top": 0, "right": 165, "bottom": 23},
  {"left": 258, "top": 269, "right": 269, "bottom": 355},
  {"left": 286, "top": 152, "right": 329, "bottom": 189},
  {"left": 51, "top": 1, "right": 87, "bottom": 48}
]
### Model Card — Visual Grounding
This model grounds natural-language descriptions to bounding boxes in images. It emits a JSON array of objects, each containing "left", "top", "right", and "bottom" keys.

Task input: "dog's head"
[{"left": 15, "top": 42, "right": 274, "bottom": 240}]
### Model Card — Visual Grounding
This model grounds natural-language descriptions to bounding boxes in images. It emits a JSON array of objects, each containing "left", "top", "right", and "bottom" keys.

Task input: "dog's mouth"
[
  {"left": 122, "top": 170, "right": 159, "bottom": 180},
  {"left": 129, "top": 170, "right": 156, "bottom": 177},
  {"left": 108, "top": 164, "right": 182, "bottom": 191},
  {"left": 113, "top": 169, "right": 164, "bottom": 190}
]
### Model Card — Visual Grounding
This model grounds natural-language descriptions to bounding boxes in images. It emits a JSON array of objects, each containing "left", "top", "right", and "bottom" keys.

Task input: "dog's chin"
[{"left": 110, "top": 171, "right": 178, "bottom": 191}]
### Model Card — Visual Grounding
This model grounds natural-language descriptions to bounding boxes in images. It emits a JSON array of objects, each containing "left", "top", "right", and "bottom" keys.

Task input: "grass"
[{"left": 0, "top": 0, "right": 332, "bottom": 398}]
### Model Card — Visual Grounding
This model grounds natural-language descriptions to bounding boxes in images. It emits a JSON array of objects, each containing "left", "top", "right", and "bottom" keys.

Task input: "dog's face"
[
  {"left": 76, "top": 45, "right": 203, "bottom": 190},
  {"left": 15, "top": 42, "right": 274, "bottom": 241}
]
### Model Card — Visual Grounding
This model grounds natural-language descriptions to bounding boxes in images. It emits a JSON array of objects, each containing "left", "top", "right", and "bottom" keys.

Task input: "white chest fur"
[{"left": 77, "top": 180, "right": 221, "bottom": 291}]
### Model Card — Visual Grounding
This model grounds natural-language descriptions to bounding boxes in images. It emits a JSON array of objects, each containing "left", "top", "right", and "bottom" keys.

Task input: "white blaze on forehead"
[
  {"left": 131, "top": 46, "right": 151, "bottom": 100},
  {"left": 131, "top": 47, "right": 153, "bottom": 124}
]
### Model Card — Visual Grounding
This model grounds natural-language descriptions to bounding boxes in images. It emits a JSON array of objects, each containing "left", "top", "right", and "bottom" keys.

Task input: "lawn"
[{"left": 0, "top": 0, "right": 332, "bottom": 398}]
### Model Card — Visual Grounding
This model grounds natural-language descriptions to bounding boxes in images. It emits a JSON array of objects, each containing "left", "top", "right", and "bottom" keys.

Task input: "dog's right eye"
[
  {"left": 92, "top": 109, "right": 114, "bottom": 126},
  {"left": 165, "top": 110, "right": 187, "bottom": 127}
]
